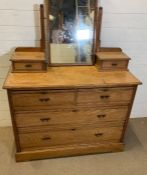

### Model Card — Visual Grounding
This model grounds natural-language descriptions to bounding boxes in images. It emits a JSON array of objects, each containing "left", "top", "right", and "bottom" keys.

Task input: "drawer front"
[
  {"left": 78, "top": 87, "right": 134, "bottom": 105},
  {"left": 101, "top": 60, "right": 128, "bottom": 70},
  {"left": 13, "top": 62, "right": 43, "bottom": 71},
  {"left": 12, "top": 90, "right": 75, "bottom": 111},
  {"left": 15, "top": 107, "right": 128, "bottom": 128},
  {"left": 19, "top": 127, "right": 123, "bottom": 150}
]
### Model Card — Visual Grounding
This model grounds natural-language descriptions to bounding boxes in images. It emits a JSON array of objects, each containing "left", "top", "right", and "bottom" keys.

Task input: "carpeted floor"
[{"left": 0, "top": 118, "right": 147, "bottom": 175}]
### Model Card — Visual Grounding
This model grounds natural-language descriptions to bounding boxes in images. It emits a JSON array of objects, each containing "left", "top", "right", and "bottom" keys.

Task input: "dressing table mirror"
[{"left": 44, "top": 0, "right": 99, "bottom": 65}]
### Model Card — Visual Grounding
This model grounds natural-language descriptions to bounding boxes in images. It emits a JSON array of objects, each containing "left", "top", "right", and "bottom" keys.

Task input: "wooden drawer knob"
[
  {"left": 71, "top": 128, "right": 76, "bottom": 131},
  {"left": 42, "top": 137, "right": 51, "bottom": 141},
  {"left": 25, "top": 64, "right": 32, "bottom": 68},
  {"left": 97, "top": 114, "right": 106, "bottom": 118},
  {"left": 95, "top": 133, "right": 103, "bottom": 137},
  {"left": 72, "top": 109, "right": 78, "bottom": 112},
  {"left": 39, "top": 98, "right": 50, "bottom": 102},
  {"left": 100, "top": 95, "right": 110, "bottom": 99},
  {"left": 101, "top": 89, "right": 109, "bottom": 92},
  {"left": 40, "top": 118, "right": 51, "bottom": 122},
  {"left": 41, "top": 92, "right": 48, "bottom": 95},
  {"left": 112, "top": 63, "right": 118, "bottom": 67}
]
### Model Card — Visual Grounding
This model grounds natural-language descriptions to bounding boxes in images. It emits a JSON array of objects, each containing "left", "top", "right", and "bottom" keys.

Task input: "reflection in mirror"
[{"left": 48, "top": 0, "right": 96, "bottom": 64}]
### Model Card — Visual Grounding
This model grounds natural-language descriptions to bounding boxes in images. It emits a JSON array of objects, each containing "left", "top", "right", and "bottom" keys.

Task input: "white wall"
[
  {"left": 0, "top": 0, "right": 146, "bottom": 126},
  {"left": 100, "top": 0, "right": 147, "bottom": 118},
  {"left": 0, "top": 0, "right": 43, "bottom": 126}
]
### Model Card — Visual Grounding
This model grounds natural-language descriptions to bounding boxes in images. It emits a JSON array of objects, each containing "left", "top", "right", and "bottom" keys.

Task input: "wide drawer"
[
  {"left": 15, "top": 106, "right": 129, "bottom": 128},
  {"left": 11, "top": 90, "right": 75, "bottom": 111},
  {"left": 77, "top": 87, "right": 134, "bottom": 106},
  {"left": 19, "top": 126, "right": 123, "bottom": 151}
]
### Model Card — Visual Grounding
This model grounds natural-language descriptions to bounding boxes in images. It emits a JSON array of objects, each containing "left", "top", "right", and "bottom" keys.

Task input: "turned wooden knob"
[
  {"left": 42, "top": 137, "right": 51, "bottom": 141},
  {"left": 72, "top": 109, "right": 78, "bottom": 112},
  {"left": 40, "top": 118, "right": 51, "bottom": 122},
  {"left": 71, "top": 128, "right": 76, "bottom": 131},
  {"left": 100, "top": 95, "right": 110, "bottom": 99},
  {"left": 39, "top": 98, "right": 50, "bottom": 102},
  {"left": 112, "top": 63, "right": 118, "bottom": 67},
  {"left": 25, "top": 64, "right": 32, "bottom": 68},
  {"left": 95, "top": 133, "right": 103, "bottom": 137},
  {"left": 97, "top": 114, "right": 106, "bottom": 118}
]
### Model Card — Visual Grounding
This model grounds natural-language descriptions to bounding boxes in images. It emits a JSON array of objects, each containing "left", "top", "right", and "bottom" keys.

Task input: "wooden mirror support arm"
[{"left": 40, "top": 4, "right": 45, "bottom": 50}]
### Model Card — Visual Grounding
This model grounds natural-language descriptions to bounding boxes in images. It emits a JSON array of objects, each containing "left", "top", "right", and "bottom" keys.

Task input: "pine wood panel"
[
  {"left": 100, "top": 60, "right": 128, "bottom": 71},
  {"left": 10, "top": 51, "right": 47, "bottom": 72},
  {"left": 101, "top": 60, "right": 128, "bottom": 68},
  {"left": 16, "top": 142, "right": 124, "bottom": 162},
  {"left": 96, "top": 52, "right": 130, "bottom": 60},
  {"left": 15, "top": 106, "right": 129, "bottom": 128},
  {"left": 11, "top": 52, "right": 45, "bottom": 61},
  {"left": 11, "top": 90, "right": 76, "bottom": 111},
  {"left": 77, "top": 87, "right": 134, "bottom": 105},
  {"left": 19, "top": 126, "right": 123, "bottom": 151},
  {"left": 13, "top": 62, "right": 43, "bottom": 70},
  {"left": 3, "top": 66, "right": 141, "bottom": 89},
  {"left": 96, "top": 51, "right": 130, "bottom": 71}
]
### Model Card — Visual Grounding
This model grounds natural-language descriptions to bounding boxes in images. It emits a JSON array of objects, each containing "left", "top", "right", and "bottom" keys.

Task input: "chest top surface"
[
  {"left": 10, "top": 52, "right": 45, "bottom": 61},
  {"left": 3, "top": 66, "right": 141, "bottom": 90},
  {"left": 96, "top": 52, "right": 131, "bottom": 61}
]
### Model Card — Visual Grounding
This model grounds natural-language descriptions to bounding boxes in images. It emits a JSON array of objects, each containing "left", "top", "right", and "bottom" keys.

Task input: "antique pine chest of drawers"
[
  {"left": 2, "top": 0, "right": 142, "bottom": 162},
  {"left": 3, "top": 66, "right": 141, "bottom": 162}
]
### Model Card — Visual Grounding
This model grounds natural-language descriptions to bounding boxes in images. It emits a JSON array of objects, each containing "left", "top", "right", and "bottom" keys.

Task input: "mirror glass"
[{"left": 48, "top": 0, "right": 96, "bottom": 64}]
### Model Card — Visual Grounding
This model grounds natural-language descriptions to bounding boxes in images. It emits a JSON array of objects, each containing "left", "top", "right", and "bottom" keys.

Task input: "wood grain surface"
[{"left": 3, "top": 66, "right": 141, "bottom": 89}]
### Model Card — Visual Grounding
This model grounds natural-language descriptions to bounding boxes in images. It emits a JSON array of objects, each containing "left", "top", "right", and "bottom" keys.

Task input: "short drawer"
[
  {"left": 12, "top": 62, "right": 46, "bottom": 72},
  {"left": 96, "top": 51, "right": 130, "bottom": 71},
  {"left": 11, "top": 90, "right": 75, "bottom": 111},
  {"left": 77, "top": 87, "right": 134, "bottom": 106},
  {"left": 100, "top": 60, "right": 128, "bottom": 70},
  {"left": 15, "top": 106, "right": 128, "bottom": 128},
  {"left": 19, "top": 126, "right": 123, "bottom": 151}
]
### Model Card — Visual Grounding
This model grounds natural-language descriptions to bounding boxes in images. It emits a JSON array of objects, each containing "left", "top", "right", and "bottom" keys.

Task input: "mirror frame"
[{"left": 44, "top": 0, "right": 101, "bottom": 66}]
